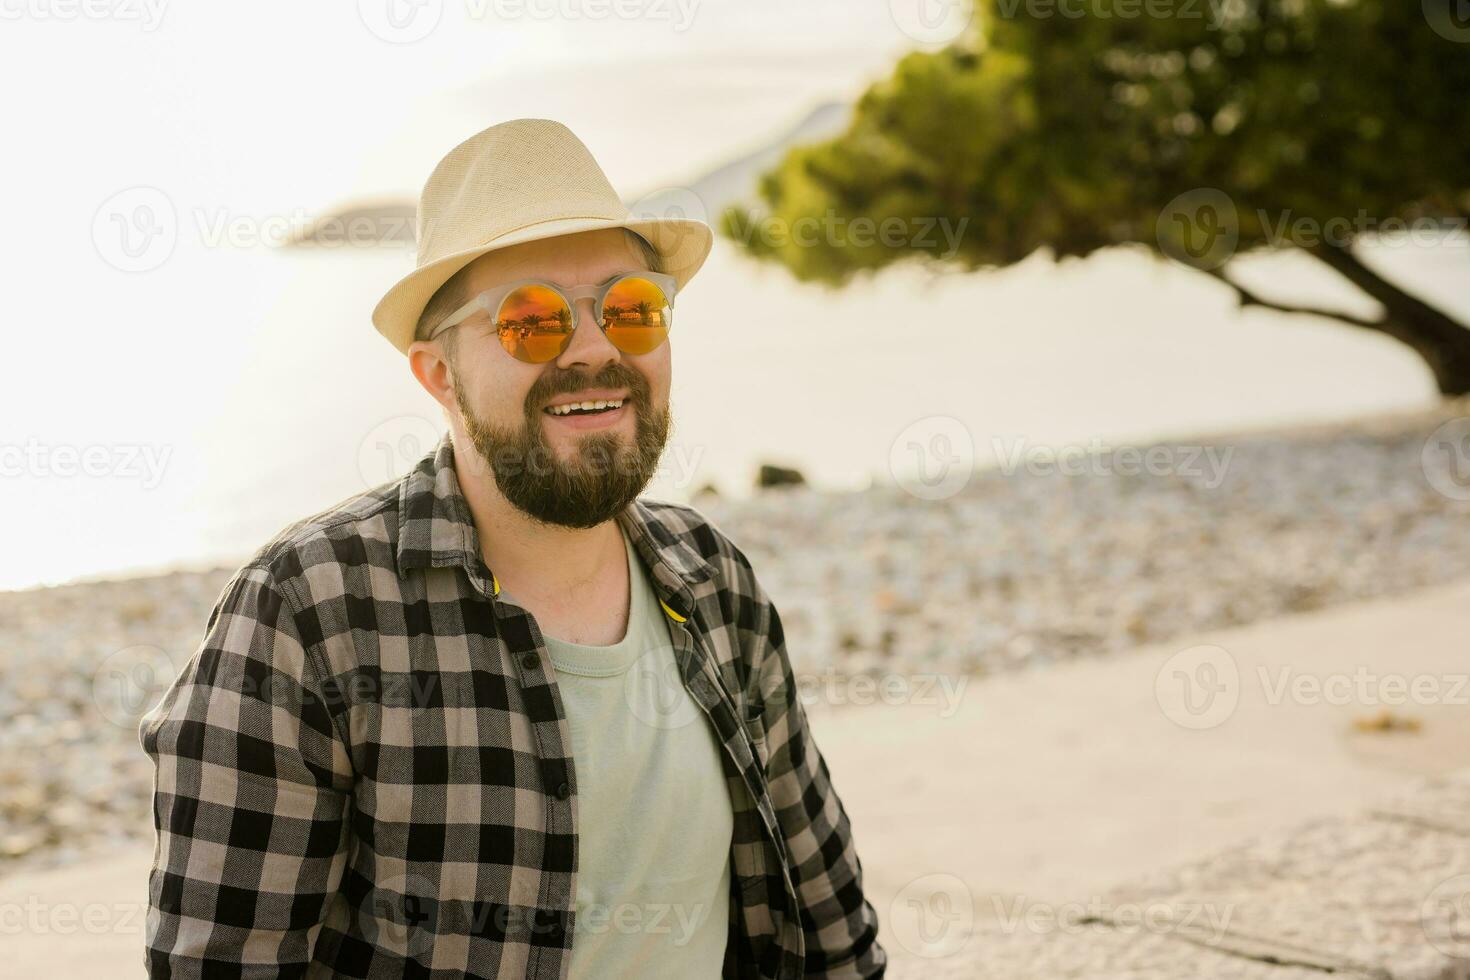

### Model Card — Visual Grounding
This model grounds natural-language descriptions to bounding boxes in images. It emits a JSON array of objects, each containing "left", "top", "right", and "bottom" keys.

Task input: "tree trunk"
[{"left": 1306, "top": 241, "right": 1470, "bottom": 396}]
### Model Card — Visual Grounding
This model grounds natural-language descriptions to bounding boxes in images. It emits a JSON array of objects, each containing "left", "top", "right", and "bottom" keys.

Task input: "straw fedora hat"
[{"left": 371, "top": 118, "right": 713, "bottom": 354}]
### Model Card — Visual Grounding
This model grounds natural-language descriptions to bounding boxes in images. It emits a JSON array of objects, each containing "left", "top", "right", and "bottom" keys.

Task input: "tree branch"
[{"left": 1203, "top": 264, "right": 1382, "bottom": 329}]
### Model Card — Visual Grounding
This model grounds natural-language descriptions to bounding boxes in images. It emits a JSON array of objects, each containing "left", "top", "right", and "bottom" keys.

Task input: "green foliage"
[{"left": 724, "top": 0, "right": 1470, "bottom": 283}]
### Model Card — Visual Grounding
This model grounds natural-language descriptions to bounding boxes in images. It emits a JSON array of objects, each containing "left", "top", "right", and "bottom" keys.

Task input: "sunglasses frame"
[{"left": 426, "top": 270, "right": 680, "bottom": 360}]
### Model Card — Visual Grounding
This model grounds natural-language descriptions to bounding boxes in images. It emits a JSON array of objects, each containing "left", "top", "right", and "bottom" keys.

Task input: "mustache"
[{"left": 526, "top": 366, "right": 650, "bottom": 409}]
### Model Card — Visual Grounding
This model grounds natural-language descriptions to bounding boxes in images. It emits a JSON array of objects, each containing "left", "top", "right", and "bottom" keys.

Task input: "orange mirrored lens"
[
  {"left": 496, "top": 285, "right": 573, "bottom": 363},
  {"left": 601, "top": 277, "right": 671, "bottom": 355}
]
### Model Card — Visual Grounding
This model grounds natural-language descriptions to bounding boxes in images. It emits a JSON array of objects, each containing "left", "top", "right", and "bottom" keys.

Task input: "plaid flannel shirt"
[{"left": 139, "top": 432, "right": 886, "bottom": 979}]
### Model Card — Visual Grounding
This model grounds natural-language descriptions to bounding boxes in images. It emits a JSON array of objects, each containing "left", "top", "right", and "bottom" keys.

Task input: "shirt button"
[
  {"left": 521, "top": 653, "right": 539, "bottom": 671},
  {"left": 556, "top": 782, "right": 571, "bottom": 800}
]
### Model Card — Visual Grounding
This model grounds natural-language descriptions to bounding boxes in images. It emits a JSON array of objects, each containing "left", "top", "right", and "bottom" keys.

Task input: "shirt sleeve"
[
  {"left": 138, "top": 563, "right": 354, "bottom": 978},
  {"left": 747, "top": 570, "right": 888, "bottom": 978}
]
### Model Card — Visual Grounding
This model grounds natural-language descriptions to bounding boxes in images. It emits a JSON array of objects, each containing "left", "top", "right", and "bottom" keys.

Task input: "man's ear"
[{"left": 407, "top": 340, "right": 458, "bottom": 413}]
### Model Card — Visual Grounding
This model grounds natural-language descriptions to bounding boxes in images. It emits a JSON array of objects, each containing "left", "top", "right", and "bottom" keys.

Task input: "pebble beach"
[{"left": 3, "top": 403, "right": 1469, "bottom": 878}]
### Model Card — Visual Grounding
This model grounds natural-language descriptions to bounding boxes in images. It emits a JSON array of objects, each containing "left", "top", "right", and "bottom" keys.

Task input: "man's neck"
[{"left": 451, "top": 438, "right": 626, "bottom": 601}]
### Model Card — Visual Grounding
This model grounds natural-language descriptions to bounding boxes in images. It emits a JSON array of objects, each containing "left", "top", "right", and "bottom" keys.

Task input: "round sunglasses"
[{"left": 427, "top": 271, "right": 678, "bottom": 364}]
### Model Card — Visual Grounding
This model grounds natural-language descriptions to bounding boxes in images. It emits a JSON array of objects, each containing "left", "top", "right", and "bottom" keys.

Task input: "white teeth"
[{"left": 548, "top": 398, "right": 624, "bottom": 416}]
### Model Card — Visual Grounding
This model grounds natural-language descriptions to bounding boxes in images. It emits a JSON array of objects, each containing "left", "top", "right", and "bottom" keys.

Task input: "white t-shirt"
[{"left": 511, "top": 525, "right": 734, "bottom": 978}]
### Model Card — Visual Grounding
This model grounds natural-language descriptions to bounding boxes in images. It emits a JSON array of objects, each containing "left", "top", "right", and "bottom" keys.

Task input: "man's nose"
[{"left": 555, "top": 297, "right": 620, "bottom": 371}]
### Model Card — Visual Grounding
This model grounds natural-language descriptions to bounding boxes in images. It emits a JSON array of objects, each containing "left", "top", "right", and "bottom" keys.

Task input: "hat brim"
[{"left": 371, "top": 214, "right": 714, "bottom": 354}]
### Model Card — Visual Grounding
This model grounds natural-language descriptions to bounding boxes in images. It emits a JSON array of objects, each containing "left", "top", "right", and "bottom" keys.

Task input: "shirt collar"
[{"left": 396, "top": 432, "right": 715, "bottom": 598}]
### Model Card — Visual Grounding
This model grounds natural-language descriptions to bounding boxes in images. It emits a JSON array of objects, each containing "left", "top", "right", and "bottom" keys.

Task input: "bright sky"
[
  {"left": 0, "top": 1, "right": 953, "bottom": 588},
  {"left": 0, "top": 1, "right": 938, "bottom": 437},
  {"left": 0, "top": 3, "right": 1459, "bottom": 590}
]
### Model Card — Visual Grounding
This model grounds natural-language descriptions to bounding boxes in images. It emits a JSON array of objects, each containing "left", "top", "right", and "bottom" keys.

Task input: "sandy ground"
[
  {"left": 820, "top": 575, "right": 1470, "bottom": 966},
  {"left": 3, "top": 578, "right": 1468, "bottom": 976}
]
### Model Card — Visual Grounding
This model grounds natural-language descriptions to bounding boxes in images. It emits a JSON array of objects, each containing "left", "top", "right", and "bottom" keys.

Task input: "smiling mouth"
[{"left": 543, "top": 398, "right": 627, "bottom": 417}]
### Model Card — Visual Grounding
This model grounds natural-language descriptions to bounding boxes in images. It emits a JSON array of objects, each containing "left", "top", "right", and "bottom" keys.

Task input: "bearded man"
[{"left": 141, "top": 118, "right": 885, "bottom": 980}]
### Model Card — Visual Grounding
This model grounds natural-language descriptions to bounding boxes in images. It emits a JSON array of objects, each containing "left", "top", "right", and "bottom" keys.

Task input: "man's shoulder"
[
  {"left": 234, "top": 477, "right": 405, "bottom": 599},
  {"left": 634, "top": 496, "right": 762, "bottom": 592}
]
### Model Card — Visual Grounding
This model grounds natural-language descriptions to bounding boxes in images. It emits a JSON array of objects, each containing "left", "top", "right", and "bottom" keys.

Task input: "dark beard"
[{"left": 453, "top": 366, "right": 670, "bottom": 529}]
